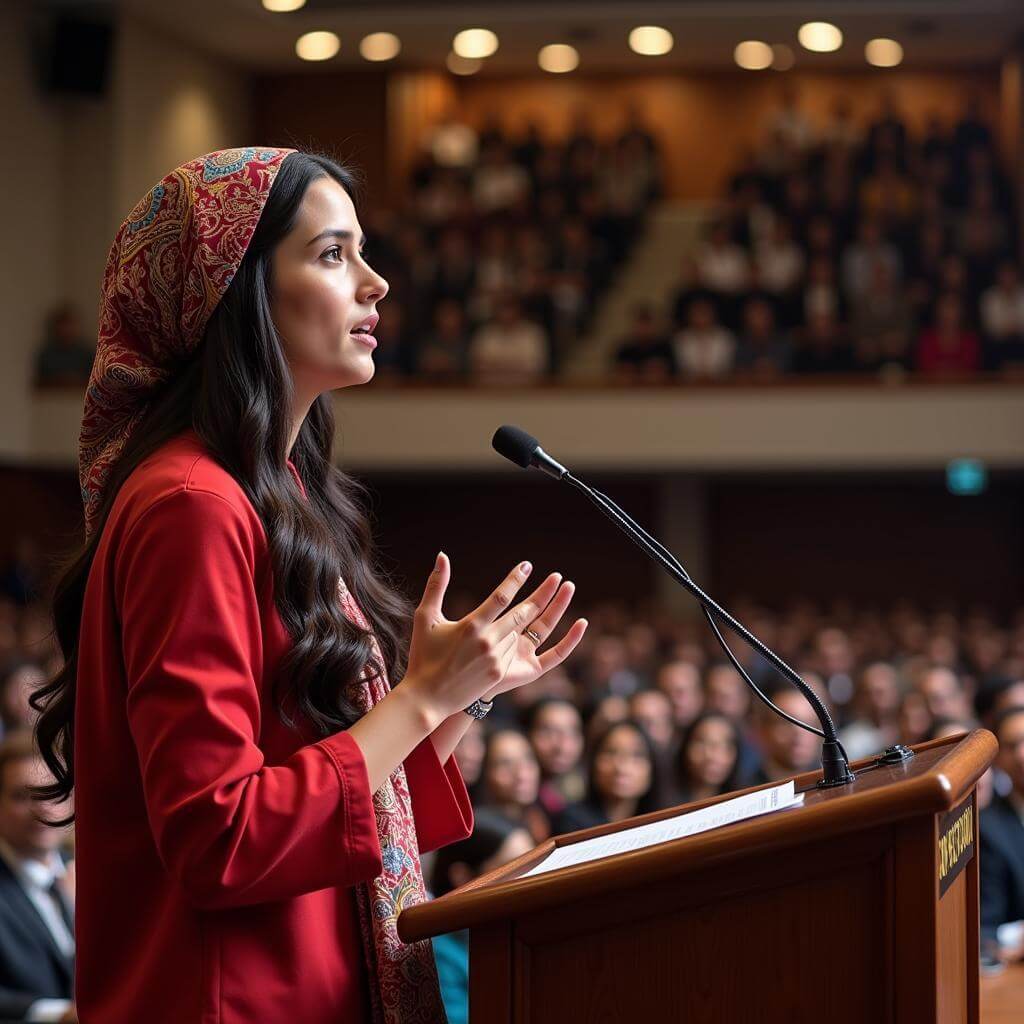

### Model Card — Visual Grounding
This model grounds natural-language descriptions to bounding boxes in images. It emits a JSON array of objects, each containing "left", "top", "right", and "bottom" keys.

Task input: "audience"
[{"left": 0, "top": 731, "right": 76, "bottom": 1022}]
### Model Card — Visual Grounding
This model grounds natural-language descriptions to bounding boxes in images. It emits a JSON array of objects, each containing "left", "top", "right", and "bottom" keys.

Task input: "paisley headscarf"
[{"left": 80, "top": 148, "right": 449, "bottom": 1023}]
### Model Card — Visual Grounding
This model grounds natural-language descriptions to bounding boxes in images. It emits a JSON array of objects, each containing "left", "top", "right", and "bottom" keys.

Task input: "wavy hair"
[{"left": 31, "top": 151, "right": 414, "bottom": 825}]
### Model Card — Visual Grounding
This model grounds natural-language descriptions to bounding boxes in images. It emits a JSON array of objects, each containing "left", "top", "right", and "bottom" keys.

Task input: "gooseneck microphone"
[{"left": 492, "top": 424, "right": 855, "bottom": 788}]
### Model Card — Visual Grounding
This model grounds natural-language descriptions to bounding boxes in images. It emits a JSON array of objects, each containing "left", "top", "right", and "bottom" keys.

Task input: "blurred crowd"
[
  {"left": 2, "top": 535, "right": 1023, "bottom": 1021},
  {"left": 613, "top": 89, "right": 1024, "bottom": 383},
  {"left": 361, "top": 103, "right": 662, "bottom": 382}
]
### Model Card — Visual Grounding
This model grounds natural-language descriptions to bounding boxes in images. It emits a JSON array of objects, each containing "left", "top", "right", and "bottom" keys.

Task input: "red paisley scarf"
[{"left": 80, "top": 148, "right": 447, "bottom": 1023}]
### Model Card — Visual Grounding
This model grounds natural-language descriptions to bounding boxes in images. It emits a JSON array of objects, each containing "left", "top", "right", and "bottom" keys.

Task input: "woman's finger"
[
  {"left": 519, "top": 580, "right": 575, "bottom": 648},
  {"left": 536, "top": 618, "right": 588, "bottom": 674},
  {"left": 491, "top": 572, "right": 562, "bottom": 639},
  {"left": 469, "top": 561, "right": 533, "bottom": 626}
]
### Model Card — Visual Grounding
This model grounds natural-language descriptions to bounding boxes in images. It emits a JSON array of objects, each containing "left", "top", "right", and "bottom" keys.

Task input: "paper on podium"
[{"left": 522, "top": 780, "right": 805, "bottom": 878}]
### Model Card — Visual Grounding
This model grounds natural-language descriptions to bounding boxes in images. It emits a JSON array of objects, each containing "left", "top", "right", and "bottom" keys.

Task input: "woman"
[
  {"left": 479, "top": 728, "right": 551, "bottom": 843},
  {"left": 429, "top": 809, "right": 535, "bottom": 1024},
  {"left": 673, "top": 711, "right": 743, "bottom": 804},
  {"left": 30, "top": 148, "right": 588, "bottom": 1024},
  {"left": 523, "top": 697, "right": 586, "bottom": 818},
  {"left": 553, "top": 719, "right": 664, "bottom": 834}
]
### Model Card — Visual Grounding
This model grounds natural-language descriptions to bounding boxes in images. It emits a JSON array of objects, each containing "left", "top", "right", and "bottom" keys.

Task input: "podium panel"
[{"left": 401, "top": 732, "right": 995, "bottom": 1024}]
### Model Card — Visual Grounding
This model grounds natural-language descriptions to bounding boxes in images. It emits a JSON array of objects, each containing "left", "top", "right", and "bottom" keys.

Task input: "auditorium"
[{"left": 2, "top": 1, "right": 1023, "bottom": 1020}]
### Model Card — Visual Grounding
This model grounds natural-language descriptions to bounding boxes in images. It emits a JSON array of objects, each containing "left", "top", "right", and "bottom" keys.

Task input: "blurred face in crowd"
[
  {"left": 483, "top": 731, "right": 540, "bottom": 809},
  {"left": 0, "top": 755, "right": 68, "bottom": 861},
  {"left": 705, "top": 665, "right": 750, "bottom": 722},
  {"left": 917, "top": 667, "right": 971, "bottom": 723},
  {"left": 593, "top": 724, "right": 652, "bottom": 807},
  {"left": 586, "top": 694, "right": 630, "bottom": 746},
  {"left": 445, "top": 827, "right": 536, "bottom": 891},
  {"left": 657, "top": 661, "right": 703, "bottom": 729},
  {"left": 454, "top": 718, "right": 485, "bottom": 788},
  {"left": 996, "top": 710, "right": 1024, "bottom": 795},
  {"left": 994, "top": 681, "right": 1024, "bottom": 716},
  {"left": 760, "top": 690, "right": 820, "bottom": 774},
  {"left": 528, "top": 702, "right": 584, "bottom": 779},
  {"left": 684, "top": 715, "right": 738, "bottom": 791},
  {"left": 629, "top": 689, "right": 675, "bottom": 750},
  {"left": 1, "top": 663, "right": 43, "bottom": 731},
  {"left": 856, "top": 662, "right": 902, "bottom": 723}
]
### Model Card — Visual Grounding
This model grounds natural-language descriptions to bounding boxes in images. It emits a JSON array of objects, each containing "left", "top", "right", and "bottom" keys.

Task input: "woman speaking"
[{"left": 31, "top": 148, "right": 588, "bottom": 1023}]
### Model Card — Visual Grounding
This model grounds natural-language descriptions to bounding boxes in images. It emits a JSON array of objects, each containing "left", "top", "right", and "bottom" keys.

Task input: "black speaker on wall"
[{"left": 36, "top": 5, "right": 115, "bottom": 98}]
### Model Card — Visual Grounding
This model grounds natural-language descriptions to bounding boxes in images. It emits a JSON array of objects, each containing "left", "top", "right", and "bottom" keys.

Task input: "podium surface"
[{"left": 400, "top": 731, "right": 996, "bottom": 1024}]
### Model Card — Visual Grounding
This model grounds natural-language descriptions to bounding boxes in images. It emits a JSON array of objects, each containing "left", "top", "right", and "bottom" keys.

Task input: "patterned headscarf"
[{"left": 80, "top": 147, "right": 449, "bottom": 1022}]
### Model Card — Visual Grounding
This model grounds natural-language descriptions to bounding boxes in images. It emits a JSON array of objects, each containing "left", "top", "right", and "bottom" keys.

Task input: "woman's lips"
[{"left": 351, "top": 331, "right": 377, "bottom": 348}]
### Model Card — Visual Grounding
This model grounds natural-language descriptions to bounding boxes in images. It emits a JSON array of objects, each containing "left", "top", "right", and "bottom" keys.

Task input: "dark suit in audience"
[
  {"left": 0, "top": 844, "right": 74, "bottom": 1022},
  {"left": 979, "top": 794, "right": 1024, "bottom": 941}
]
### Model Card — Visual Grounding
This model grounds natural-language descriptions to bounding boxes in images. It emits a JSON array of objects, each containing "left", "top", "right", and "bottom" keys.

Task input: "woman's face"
[
  {"left": 685, "top": 717, "right": 737, "bottom": 789},
  {"left": 271, "top": 177, "right": 389, "bottom": 402},
  {"left": 485, "top": 732, "right": 540, "bottom": 808},
  {"left": 593, "top": 725, "right": 651, "bottom": 803}
]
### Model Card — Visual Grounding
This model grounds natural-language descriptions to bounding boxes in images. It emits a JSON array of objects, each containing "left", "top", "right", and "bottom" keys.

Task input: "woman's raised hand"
[{"left": 403, "top": 552, "right": 588, "bottom": 725}]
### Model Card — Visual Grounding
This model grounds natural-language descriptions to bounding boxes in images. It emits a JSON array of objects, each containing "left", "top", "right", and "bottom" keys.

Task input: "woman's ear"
[{"left": 448, "top": 861, "right": 473, "bottom": 890}]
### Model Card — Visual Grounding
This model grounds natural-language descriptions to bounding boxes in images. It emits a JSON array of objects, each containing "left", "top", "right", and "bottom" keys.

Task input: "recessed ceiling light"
[
  {"left": 798, "top": 22, "right": 843, "bottom": 53},
  {"left": 538, "top": 44, "right": 579, "bottom": 73},
  {"left": 263, "top": 0, "right": 306, "bottom": 11},
  {"left": 359, "top": 32, "right": 401, "bottom": 62},
  {"left": 296, "top": 31, "right": 340, "bottom": 62},
  {"left": 865, "top": 38, "right": 904, "bottom": 68},
  {"left": 446, "top": 52, "right": 482, "bottom": 76},
  {"left": 734, "top": 41, "right": 773, "bottom": 71},
  {"left": 628, "top": 26, "right": 674, "bottom": 57},
  {"left": 453, "top": 28, "right": 498, "bottom": 60}
]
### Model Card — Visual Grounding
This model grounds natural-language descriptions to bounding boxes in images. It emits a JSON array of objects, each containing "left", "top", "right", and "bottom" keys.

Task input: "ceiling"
[{"left": 116, "top": 0, "right": 1024, "bottom": 73}]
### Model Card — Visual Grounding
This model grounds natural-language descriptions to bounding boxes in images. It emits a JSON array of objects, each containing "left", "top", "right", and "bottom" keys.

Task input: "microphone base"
[{"left": 815, "top": 739, "right": 856, "bottom": 789}]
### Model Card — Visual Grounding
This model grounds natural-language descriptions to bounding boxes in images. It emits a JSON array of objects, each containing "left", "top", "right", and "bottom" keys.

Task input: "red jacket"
[{"left": 74, "top": 429, "right": 472, "bottom": 1022}]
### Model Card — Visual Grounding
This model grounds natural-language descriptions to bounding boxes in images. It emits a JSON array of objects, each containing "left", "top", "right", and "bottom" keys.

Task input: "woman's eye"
[{"left": 322, "top": 246, "right": 343, "bottom": 262}]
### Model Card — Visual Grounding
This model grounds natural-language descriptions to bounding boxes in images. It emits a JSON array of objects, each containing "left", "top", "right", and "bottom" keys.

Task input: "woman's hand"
[{"left": 403, "top": 553, "right": 587, "bottom": 725}]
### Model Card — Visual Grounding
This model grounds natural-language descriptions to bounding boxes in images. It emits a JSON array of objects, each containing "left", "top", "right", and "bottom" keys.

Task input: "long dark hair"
[
  {"left": 674, "top": 710, "right": 742, "bottom": 801},
  {"left": 31, "top": 151, "right": 414, "bottom": 825},
  {"left": 584, "top": 718, "right": 664, "bottom": 816}
]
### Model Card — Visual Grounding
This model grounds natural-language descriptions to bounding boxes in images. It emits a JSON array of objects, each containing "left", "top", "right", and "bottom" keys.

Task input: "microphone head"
[{"left": 492, "top": 425, "right": 539, "bottom": 469}]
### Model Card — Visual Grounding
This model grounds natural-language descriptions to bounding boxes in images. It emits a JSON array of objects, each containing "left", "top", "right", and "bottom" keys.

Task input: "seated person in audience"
[
  {"left": 790, "top": 310, "right": 855, "bottom": 374},
  {"left": 611, "top": 303, "right": 676, "bottom": 383},
  {"left": 672, "top": 299, "right": 736, "bottom": 380},
  {"left": 478, "top": 728, "right": 551, "bottom": 843},
  {"left": 553, "top": 720, "right": 665, "bottom": 834},
  {"left": 980, "top": 706, "right": 1024, "bottom": 958},
  {"left": 915, "top": 293, "right": 981, "bottom": 375},
  {"left": 841, "top": 219, "right": 902, "bottom": 305},
  {"left": 670, "top": 255, "right": 718, "bottom": 332},
  {"left": 703, "top": 662, "right": 762, "bottom": 783},
  {"left": 418, "top": 299, "right": 471, "bottom": 380},
  {"left": 850, "top": 261, "right": 913, "bottom": 372},
  {"left": 0, "top": 731, "right": 76, "bottom": 1023},
  {"left": 33, "top": 304, "right": 94, "bottom": 388},
  {"left": 800, "top": 257, "right": 847, "bottom": 327},
  {"left": 980, "top": 261, "right": 1024, "bottom": 370},
  {"left": 628, "top": 688, "right": 675, "bottom": 755},
  {"left": 839, "top": 661, "right": 904, "bottom": 760},
  {"left": 752, "top": 687, "right": 821, "bottom": 782},
  {"left": 755, "top": 217, "right": 804, "bottom": 305},
  {"left": 584, "top": 694, "right": 630, "bottom": 747},
  {"left": 695, "top": 221, "right": 750, "bottom": 307},
  {"left": 430, "top": 810, "right": 535, "bottom": 1024},
  {"left": 467, "top": 294, "right": 549, "bottom": 385},
  {"left": 0, "top": 658, "right": 44, "bottom": 740},
  {"left": 523, "top": 698, "right": 586, "bottom": 819},
  {"left": 656, "top": 659, "right": 704, "bottom": 735},
  {"left": 673, "top": 711, "right": 743, "bottom": 805},
  {"left": 452, "top": 717, "right": 486, "bottom": 804},
  {"left": 734, "top": 297, "right": 790, "bottom": 376},
  {"left": 898, "top": 689, "right": 934, "bottom": 747},
  {"left": 915, "top": 665, "right": 974, "bottom": 727}
]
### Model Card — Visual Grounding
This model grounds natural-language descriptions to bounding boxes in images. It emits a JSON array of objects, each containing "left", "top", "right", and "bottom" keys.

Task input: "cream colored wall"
[{"left": 0, "top": 5, "right": 251, "bottom": 462}]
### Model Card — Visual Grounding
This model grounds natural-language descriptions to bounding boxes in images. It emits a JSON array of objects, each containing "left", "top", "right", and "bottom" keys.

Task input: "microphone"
[{"left": 491, "top": 424, "right": 855, "bottom": 789}]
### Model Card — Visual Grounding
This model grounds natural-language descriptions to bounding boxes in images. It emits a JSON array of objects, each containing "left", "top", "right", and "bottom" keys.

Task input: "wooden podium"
[{"left": 399, "top": 730, "right": 996, "bottom": 1023}]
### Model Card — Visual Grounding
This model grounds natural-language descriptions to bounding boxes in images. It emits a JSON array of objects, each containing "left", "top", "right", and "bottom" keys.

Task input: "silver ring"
[{"left": 524, "top": 628, "right": 542, "bottom": 646}]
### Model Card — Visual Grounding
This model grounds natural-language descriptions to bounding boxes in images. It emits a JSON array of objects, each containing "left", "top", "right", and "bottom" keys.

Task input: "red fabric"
[
  {"left": 74, "top": 429, "right": 472, "bottom": 1022},
  {"left": 915, "top": 329, "right": 981, "bottom": 374}
]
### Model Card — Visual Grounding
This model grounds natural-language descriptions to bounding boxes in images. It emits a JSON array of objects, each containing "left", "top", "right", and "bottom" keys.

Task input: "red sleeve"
[
  {"left": 115, "top": 486, "right": 383, "bottom": 910},
  {"left": 403, "top": 734, "right": 474, "bottom": 855}
]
